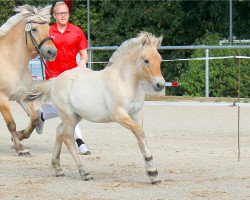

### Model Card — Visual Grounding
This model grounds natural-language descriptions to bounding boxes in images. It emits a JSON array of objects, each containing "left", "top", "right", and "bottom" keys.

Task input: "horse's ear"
[
  {"left": 141, "top": 35, "right": 151, "bottom": 46},
  {"left": 157, "top": 35, "right": 163, "bottom": 48},
  {"left": 38, "top": 5, "right": 52, "bottom": 22},
  {"left": 38, "top": 5, "right": 52, "bottom": 13}
]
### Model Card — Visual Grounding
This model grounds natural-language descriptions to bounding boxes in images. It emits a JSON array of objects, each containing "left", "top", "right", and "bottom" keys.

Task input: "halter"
[
  {"left": 25, "top": 21, "right": 53, "bottom": 80},
  {"left": 25, "top": 21, "right": 52, "bottom": 55}
]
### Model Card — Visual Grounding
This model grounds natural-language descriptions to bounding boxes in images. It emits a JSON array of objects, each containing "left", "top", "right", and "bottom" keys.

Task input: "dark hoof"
[
  {"left": 18, "top": 150, "right": 31, "bottom": 156},
  {"left": 55, "top": 169, "right": 65, "bottom": 177},
  {"left": 55, "top": 173, "right": 65, "bottom": 177},
  {"left": 152, "top": 179, "right": 161, "bottom": 184},
  {"left": 80, "top": 172, "right": 93, "bottom": 181},
  {"left": 85, "top": 176, "right": 94, "bottom": 181}
]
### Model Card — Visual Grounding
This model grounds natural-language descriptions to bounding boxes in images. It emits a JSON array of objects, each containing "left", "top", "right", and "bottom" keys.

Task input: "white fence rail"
[{"left": 29, "top": 45, "right": 250, "bottom": 97}]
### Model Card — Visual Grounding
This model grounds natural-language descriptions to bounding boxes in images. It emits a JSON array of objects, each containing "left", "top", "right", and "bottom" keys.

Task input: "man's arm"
[{"left": 78, "top": 49, "right": 88, "bottom": 68}]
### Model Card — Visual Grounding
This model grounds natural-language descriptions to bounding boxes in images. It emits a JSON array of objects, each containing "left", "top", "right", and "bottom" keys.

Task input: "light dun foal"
[{"left": 26, "top": 32, "right": 165, "bottom": 184}]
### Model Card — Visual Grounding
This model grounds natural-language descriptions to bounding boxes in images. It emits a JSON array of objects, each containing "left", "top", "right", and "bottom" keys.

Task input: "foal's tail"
[{"left": 24, "top": 79, "right": 55, "bottom": 103}]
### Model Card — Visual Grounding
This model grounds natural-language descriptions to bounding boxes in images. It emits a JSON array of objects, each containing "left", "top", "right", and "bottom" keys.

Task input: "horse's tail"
[{"left": 24, "top": 79, "right": 54, "bottom": 103}]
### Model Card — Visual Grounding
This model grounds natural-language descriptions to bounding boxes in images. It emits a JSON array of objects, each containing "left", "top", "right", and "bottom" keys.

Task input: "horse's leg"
[
  {"left": 61, "top": 122, "right": 93, "bottom": 181},
  {"left": 51, "top": 116, "right": 93, "bottom": 181},
  {"left": 114, "top": 108, "right": 160, "bottom": 184},
  {"left": 0, "top": 97, "right": 29, "bottom": 155},
  {"left": 16, "top": 100, "right": 39, "bottom": 141},
  {"left": 51, "top": 122, "right": 65, "bottom": 177}
]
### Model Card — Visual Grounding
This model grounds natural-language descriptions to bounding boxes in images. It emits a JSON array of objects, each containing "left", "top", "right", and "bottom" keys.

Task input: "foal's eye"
[{"left": 144, "top": 59, "right": 149, "bottom": 64}]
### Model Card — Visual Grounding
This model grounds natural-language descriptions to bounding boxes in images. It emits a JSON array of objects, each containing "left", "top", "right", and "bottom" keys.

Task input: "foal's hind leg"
[
  {"left": 61, "top": 122, "right": 93, "bottom": 181},
  {"left": 0, "top": 97, "right": 29, "bottom": 155},
  {"left": 51, "top": 121, "right": 93, "bottom": 181},
  {"left": 51, "top": 123, "right": 65, "bottom": 177},
  {"left": 114, "top": 108, "right": 160, "bottom": 184},
  {"left": 16, "top": 100, "right": 39, "bottom": 141}
]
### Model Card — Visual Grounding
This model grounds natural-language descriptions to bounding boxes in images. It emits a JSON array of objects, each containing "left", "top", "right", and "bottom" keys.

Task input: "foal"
[{"left": 25, "top": 32, "right": 165, "bottom": 183}]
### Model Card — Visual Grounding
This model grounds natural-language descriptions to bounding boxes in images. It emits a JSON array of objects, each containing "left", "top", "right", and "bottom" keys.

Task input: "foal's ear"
[{"left": 141, "top": 35, "right": 151, "bottom": 46}]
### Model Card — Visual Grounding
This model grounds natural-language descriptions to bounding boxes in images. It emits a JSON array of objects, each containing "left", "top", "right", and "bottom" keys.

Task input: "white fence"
[{"left": 29, "top": 45, "right": 250, "bottom": 97}]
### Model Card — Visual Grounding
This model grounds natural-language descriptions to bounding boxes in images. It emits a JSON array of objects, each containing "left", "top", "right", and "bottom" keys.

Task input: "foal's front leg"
[{"left": 114, "top": 108, "right": 160, "bottom": 184}]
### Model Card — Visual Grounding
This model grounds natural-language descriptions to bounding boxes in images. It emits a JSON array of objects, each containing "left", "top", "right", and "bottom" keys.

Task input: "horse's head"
[
  {"left": 25, "top": 21, "right": 57, "bottom": 61},
  {"left": 15, "top": 5, "right": 57, "bottom": 61},
  {"left": 137, "top": 33, "right": 165, "bottom": 92}
]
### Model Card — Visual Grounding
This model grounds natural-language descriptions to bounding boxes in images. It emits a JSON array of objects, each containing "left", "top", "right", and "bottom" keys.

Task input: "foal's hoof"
[
  {"left": 55, "top": 170, "right": 65, "bottom": 177},
  {"left": 151, "top": 179, "right": 161, "bottom": 184},
  {"left": 79, "top": 171, "right": 94, "bottom": 181},
  {"left": 18, "top": 149, "right": 31, "bottom": 156},
  {"left": 84, "top": 174, "right": 94, "bottom": 181}
]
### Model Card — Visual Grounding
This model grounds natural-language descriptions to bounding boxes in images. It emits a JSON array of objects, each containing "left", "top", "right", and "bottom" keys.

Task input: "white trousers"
[{"left": 42, "top": 103, "right": 83, "bottom": 140}]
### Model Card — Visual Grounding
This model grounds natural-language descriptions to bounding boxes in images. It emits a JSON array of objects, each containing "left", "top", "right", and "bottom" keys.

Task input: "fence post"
[
  {"left": 88, "top": 50, "right": 93, "bottom": 69},
  {"left": 87, "top": 0, "right": 92, "bottom": 69},
  {"left": 205, "top": 49, "right": 209, "bottom": 97}
]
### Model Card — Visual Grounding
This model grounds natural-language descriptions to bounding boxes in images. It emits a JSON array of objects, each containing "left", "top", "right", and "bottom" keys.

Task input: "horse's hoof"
[
  {"left": 18, "top": 149, "right": 31, "bottom": 156},
  {"left": 85, "top": 176, "right": 94, "bottom": 181},
  {"left": 151, "top": 179, "right": 161, "bottom": 184},
  {"left": 80, "top": 171, "right": 93, "bottom": 181},
  {"left": 56, "top": 173, "right": 65, "bottom": 177},
  {"left": 55, "top": 171, "right": 65, "bottom": 177}
]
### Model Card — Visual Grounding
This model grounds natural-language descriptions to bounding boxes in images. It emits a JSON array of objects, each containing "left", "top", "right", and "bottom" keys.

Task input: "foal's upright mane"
[
  {"left": 108, "top": 32, "right": 160, "bottom": 66},
  {"left": 0, "top": 4, "right": 51, "bottom": 38}
]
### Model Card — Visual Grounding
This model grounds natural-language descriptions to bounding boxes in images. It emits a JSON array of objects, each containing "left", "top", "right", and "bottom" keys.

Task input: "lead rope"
[
  {"left": 40, "top": 57, "right": 46, "bottom": 80},
  {"left": 237, "top": 52, "right": 241, "bottom": 162},
  {"left": 28, "top": 31, "right": 53, "bottom": 80}
]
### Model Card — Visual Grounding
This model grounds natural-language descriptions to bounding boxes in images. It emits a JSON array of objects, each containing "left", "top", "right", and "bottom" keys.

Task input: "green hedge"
[{"left": 179, "top": 33, "right": 250, "bottom": 98}]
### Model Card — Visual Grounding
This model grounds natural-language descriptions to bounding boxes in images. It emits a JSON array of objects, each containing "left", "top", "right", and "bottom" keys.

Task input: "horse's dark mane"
[{"left": 0, "top": 4, "right": 51, "bottom": 38}]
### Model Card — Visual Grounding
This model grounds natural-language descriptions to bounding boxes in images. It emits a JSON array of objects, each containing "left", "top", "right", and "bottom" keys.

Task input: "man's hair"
[{"left": 53, "top": 1, "right": 69, "bottom": 13}]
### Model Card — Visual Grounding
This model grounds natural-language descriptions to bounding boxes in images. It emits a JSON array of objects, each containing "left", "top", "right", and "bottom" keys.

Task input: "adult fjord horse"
[
  {"left": 26, "top": 32, "right": 165, "bottom": 183},
  {"left": 0, "top": 5, "right": 57, "bottom": 155}
]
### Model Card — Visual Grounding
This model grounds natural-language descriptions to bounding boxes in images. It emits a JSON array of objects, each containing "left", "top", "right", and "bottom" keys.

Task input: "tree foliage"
[
  {"left": 0, "top": 0, "right": 249, "bottom": 97},
  {"left": 0, "top": 0, "right": 16, "bottom": 25},
  {"left": 179, "top": 33, "right": 250, "bottom": 97}
]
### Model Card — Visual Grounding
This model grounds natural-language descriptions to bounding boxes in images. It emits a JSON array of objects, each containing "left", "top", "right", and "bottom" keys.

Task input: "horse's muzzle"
[
  {"left": 152, "top": 76, "right": 166, "bottom": 92},
  {"left": 41, "top": 46, "right": 57, "bottom": 61}
]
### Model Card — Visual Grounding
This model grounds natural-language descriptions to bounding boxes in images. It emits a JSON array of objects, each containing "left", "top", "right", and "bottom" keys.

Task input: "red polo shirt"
[{"left": 45, "top": 23, "right": 88, "bottom": 79}]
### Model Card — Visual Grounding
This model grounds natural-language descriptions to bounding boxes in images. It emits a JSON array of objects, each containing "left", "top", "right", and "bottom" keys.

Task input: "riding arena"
[{"left": 0, "top": 3, "right": 250, "bottom": 200}]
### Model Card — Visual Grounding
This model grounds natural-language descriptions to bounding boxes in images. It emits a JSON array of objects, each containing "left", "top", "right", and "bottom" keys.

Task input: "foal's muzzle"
[{"left": 152, "top": 76, "right": 166, "bottom": 92}]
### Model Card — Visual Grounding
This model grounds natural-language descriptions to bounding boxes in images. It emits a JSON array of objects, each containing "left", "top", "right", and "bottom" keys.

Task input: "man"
[{"left": 36, "top": 1, "right": 90, "bottom": 155}]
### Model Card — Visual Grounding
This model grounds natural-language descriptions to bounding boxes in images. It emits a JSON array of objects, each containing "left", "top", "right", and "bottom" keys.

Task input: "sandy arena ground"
[{"left": 0, "top": 101, "right": 249, "bottom": 200}]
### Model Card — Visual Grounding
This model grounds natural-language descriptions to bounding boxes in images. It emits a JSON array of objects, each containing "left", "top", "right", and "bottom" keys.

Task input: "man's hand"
[
  {"left": 78, "top": 59, "right": 87, "bottom": 68},
  {"left": 78, "top": 49, "right": 88, "bottom": 68}
]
